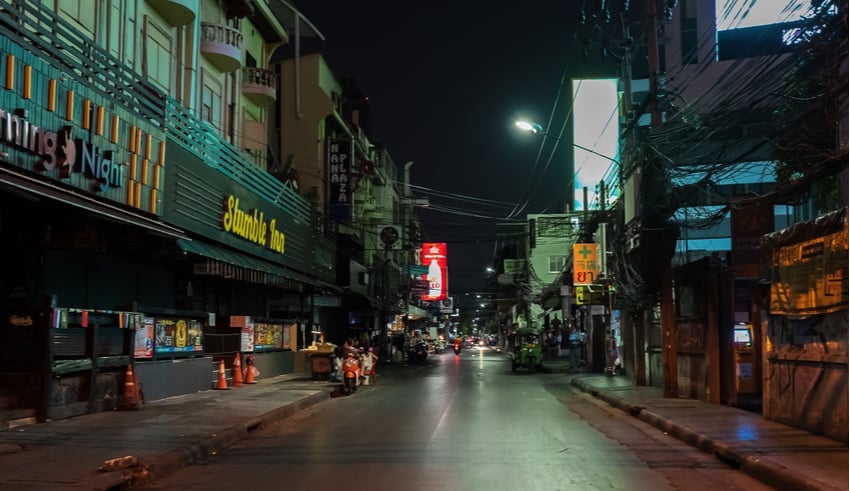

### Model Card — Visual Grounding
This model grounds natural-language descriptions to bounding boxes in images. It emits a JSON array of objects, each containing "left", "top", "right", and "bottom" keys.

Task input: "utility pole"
[{"left": 645, "top": 0, "right": 677, "bottom": 397}]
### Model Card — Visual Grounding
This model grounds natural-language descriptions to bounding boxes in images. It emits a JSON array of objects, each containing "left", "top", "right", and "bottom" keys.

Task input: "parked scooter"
[
  {"left": 341, "top": 352, "right": 359, "bottom": 394},
  {"left": 408, "top": 340, "right": 428, "bottom": 364}
]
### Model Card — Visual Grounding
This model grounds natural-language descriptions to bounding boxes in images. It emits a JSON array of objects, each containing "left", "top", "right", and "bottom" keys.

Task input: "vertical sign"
[
  {"left": 573, "top": 243, "right": 600, "bottom": 285},
  {"left": 327, "top": 139, "right": 352, "bottom": 221},
  {"left": 421, "top": 242, "right": 447, "bottom": 301},
  {"left": 572, "top": 78, "right": 620, "bottom": 211}
]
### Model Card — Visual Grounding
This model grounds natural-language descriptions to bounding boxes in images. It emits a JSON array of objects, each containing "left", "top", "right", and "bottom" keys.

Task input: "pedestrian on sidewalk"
[{"left": 568, "top": 327, "right": 581, "bottom": 369}]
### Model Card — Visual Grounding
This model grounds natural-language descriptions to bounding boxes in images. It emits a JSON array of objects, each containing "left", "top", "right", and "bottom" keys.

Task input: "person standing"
[{"left": 568, "top": 327, "right": 581, "bottom": 369}]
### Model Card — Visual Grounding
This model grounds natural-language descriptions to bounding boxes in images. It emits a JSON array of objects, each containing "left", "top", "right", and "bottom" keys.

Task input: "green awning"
[{"left": 176, "top": 238, "right": 311, "bottom": 284}]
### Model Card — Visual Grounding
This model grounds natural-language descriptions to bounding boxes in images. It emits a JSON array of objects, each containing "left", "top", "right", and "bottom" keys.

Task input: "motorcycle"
[
  {"left": 408, "top": 341, "right": 428, "bottom": 364},
  {"left": 452, "top": 341, "right": 462, "bottom": 356},
  {"left": 341, "top": 353, "right": 359, "bottom": 394}
]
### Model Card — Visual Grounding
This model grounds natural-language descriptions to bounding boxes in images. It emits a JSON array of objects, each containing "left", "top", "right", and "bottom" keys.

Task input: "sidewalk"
[
  {"left": 0, "top": 372, "right": 332, "bottom": 490},
  {"left": 542, "top": 354, "right": 849, "bottom": 491},
  {"left": 0, "top": 360, "right": 846, "bottom": 491}
]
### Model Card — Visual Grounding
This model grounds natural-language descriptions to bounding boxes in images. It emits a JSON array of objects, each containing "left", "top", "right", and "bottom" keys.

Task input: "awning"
[
  {"left": 176, "top": 238, "right": 311, "bottom": 284},
  {"left": 0, "top": 167, "right": 188, "bottom": 240},
  {"left": 406, "top": 304, "right": 430, "bottom": 320}
]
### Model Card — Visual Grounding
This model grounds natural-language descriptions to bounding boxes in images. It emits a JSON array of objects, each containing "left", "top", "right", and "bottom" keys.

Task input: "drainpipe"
[
  {"left": 295, "top": 15, "right": 303, "bottom": 119},
  {"left": 404, "top": 161, "right": 414, "bottom": 197}
]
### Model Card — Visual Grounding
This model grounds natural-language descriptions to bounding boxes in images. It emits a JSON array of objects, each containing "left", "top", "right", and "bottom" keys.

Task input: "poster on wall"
[
  {"left": 232, "top": 316, "right": 255, "bottom": 352},
  {"left": 254, "top": 321, "right": 283, "bottom": 351},
  {"left": 154, "top": 318, "right": 203, "bottom": 354},
  {"left": 283, "top": 322, "right": 295, "bottom": 350},
  {"left": 134, "top": 315, "right": 154, "bottom": 359}
]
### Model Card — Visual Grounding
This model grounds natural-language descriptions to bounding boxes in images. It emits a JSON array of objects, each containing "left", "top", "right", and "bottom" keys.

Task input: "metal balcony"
[
  {"left": 200, "top": 22, "right": 243, "bottom": 73},
  {"left": 145, "top": 0, "right": 195, "bottom": 26},
  {"left": 241, "top": 67, "right": 278, "bottom": 106}
]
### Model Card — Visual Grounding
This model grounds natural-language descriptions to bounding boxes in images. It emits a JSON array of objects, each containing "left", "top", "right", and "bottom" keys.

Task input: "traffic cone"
[
  {"left": 132, "top": 364, "right": 144, "bottom": 403},
  {"left": 244, "top": 357, "right": 257, "bottom": 384},
  {"left": 119, "top": 365, "right": 140, "bottom": 410},
  {"left": 232, "top": 352, "right": 244, "bottom": 387},
  {"left": 214, "top": 359, "right": 229, "bottom": 390}
]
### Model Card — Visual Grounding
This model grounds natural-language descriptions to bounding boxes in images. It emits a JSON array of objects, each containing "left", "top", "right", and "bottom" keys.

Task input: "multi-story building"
[
  {"left": 616, "top": 0, "right": 847, "bottom": 442},
  {"left": 273, "top": 47, "right": 427, "bottom": 353},
  {"left": 0, "top": 0, "right": 341, "bottom": 423}
]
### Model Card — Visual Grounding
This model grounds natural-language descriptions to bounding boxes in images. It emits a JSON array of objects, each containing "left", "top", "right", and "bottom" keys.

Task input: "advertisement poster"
[
  {"left": 283, "top": 322, "right": 294, "bottom": 350},
  {"left": 420, "top": 242, "right": 447, "bottom": 301},
  {"left": 154, "top": 318, "right": 203, "bottom": 354},
  {"left": 254, "top": 321, "right": 283, "bottom": 351},
  {"left": 134, "top": 315, "right": 154, "bottom": 359},
  {"left": 232, "top": 316, "right": 255, "bottom": 352}
]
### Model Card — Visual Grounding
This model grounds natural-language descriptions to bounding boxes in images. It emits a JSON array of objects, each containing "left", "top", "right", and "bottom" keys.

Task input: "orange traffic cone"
[
  {"left": 232, "top": 352, "right": 244, "bottom": 387},
  {"left": 119, "top": 365, "right": 140, "bottom": 410},
  {"left": 132, "top": 364, "right": 144, "bottom": 403},
  {"left": 244, "top": 356, "right": 257, "bottom": 384},
  {"left": 214, "top": 359, "right": 229, "bottom": 390}
]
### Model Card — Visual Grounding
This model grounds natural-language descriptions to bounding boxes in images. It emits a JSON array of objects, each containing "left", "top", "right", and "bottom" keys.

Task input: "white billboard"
[{"left": 572, "top": 78, "right": 620, "bottom": 211}]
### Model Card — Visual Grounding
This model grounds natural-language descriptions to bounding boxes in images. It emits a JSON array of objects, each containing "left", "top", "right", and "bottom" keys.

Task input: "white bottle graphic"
[{"left": 427, "top": 259, "right": 442, "bottom": 297}]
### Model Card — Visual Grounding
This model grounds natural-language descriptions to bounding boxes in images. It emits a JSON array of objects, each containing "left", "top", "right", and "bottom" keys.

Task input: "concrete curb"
[
  {"left": 570, "top": 377, "right": 845, "bottom": 491},
  {"left": 86, "top": 388, "right": 330, "bottom": 489}
]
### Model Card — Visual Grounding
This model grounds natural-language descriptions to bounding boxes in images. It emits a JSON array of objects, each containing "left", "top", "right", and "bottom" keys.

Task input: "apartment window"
[
  {"left": 143, "top": 18, "right": 174, "bottom": 93},
  {"left": 106, "top": 0, "right": 137, "bottom": 67},
  {"left": 548, "top": 255, "right": 566, "bottom": 274},
  {"left": 201, "top": 76, "right": 223, "bottom": 130},
  {"left": 58, "top": 0, "right": 96, "bottom": 39},
  {"left": 681, "top": 0, "right": 698, "bottom": 65}
]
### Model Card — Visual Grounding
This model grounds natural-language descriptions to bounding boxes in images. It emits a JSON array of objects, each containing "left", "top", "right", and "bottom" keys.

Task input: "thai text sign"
[
  {"left": 573, "top": 243, "right": 600, "bottom": 285},
  {"left": 770, "top": 228, "right": 848, "bottom": 316}
]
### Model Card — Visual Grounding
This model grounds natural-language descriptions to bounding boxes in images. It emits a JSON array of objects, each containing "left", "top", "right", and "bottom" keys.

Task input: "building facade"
[{"left": 0, "top": 0, "right": 342, "bottom": 423}]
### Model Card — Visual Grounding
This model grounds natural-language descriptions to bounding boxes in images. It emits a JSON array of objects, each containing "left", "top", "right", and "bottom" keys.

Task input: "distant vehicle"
[{"left": 511, "top": 328, "right": 543, "bottom": 372}]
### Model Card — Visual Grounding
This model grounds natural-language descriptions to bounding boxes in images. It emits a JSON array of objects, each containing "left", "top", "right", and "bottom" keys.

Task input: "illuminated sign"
[
  {"left": 573, "top": 243, "right": 600, "bottom": 285},
  {"left": 421, "top": 242, "right": 447, "bottom": 301},
  {"left": 328, "top": 139, "right": 352, "bottom": 220},
  {"left": 572, "top": 79, "right": 619, "bottom": 211},
  {"left": 0, "top": 109, "right": 126, "bottom": 191},
  {"left": 221, "top": 195, "right": 286, "bottom": 254}
]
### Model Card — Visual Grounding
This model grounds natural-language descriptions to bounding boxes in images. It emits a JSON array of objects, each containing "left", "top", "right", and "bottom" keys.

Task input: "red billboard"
[{"left": 420, "top": 242, "right": 447, "bottom": 301}]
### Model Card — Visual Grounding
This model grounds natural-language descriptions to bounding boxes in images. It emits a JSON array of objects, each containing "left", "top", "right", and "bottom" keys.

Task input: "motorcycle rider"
[{"left": 452, "top": 337, "right": 462, "bottom": 355}]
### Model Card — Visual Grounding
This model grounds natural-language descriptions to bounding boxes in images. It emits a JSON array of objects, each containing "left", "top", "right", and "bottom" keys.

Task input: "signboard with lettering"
[
  {"left": 573, "top": 243, "right": 600, "bottom": 286},
  {"left": 327, "top": 139, "right": 352, "bottom": 221},
  {"left": 420, "top": 242, "right": 448, "bottom": 301},
  {"left": 221, "top": 195, "right": 286, "bottom": 255}
]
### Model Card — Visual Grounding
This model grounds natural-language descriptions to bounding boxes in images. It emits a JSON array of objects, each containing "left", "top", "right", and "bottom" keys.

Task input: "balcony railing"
[
  {"left": 241, "top": 67, "right": 278, "bottom": 106},
  {"left": 146, "top": 0, "right": 195, "bottom": 26},
  {"left": 200, "top": 22, "right": 243, "bottom": 72}
]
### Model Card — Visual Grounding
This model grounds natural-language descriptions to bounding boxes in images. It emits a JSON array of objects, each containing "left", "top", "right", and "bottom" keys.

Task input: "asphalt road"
[{"left": 139, "top": 347, "right": 772, "bottom": 491}]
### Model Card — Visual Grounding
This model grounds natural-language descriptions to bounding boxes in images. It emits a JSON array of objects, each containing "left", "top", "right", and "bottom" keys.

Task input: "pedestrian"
[{"left": 568, "top": 327, "right": 581, "bottom": 369}]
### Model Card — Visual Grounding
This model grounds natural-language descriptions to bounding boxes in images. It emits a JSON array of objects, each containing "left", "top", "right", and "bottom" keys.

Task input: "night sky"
[{"left": 291, "top": 1, "right": 624, "bottom": 292}]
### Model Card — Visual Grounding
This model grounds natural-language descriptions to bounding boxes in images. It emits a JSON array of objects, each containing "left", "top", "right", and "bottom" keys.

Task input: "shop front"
[
  {"left": 154, "top": 138, "right": 338, "bottom": 392},
  {"left": 0, "top": 28, "right": 185, "bottom": 422}
]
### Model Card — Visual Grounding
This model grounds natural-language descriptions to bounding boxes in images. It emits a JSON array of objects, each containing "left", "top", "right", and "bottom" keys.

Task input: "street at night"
[{"left": 140, "top": 349, "right": 770, "bottom": 491}]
